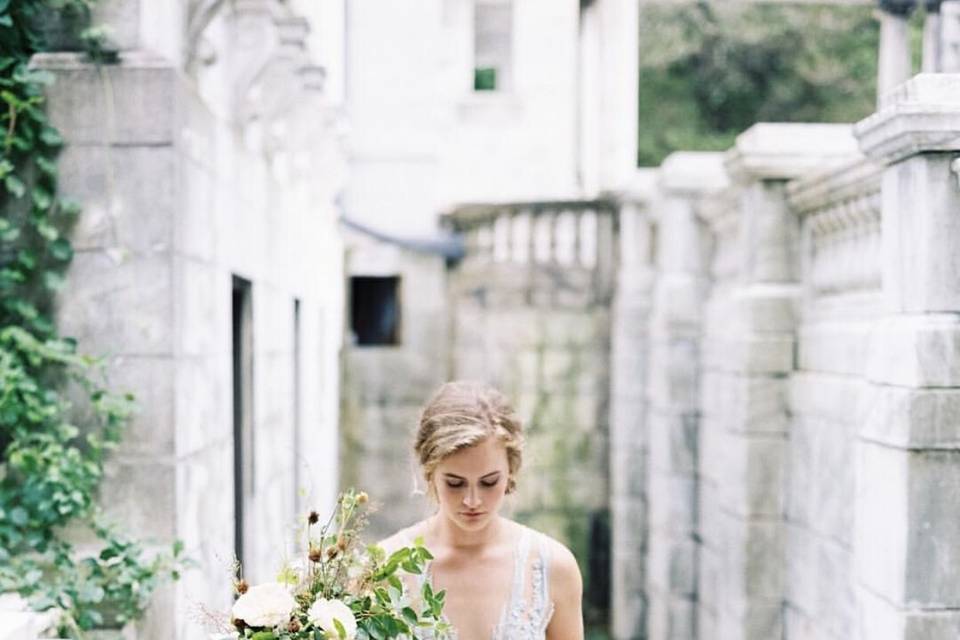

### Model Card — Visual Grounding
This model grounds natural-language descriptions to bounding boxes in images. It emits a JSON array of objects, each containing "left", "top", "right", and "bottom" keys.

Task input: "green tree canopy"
[{"left": 638, "top": 2, "right": 882, "bottom": 166}]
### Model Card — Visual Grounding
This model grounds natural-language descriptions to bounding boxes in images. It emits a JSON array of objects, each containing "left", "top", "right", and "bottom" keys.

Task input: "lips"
[{"left": 461, "top": 511, "right": 485, "bottom": 517}]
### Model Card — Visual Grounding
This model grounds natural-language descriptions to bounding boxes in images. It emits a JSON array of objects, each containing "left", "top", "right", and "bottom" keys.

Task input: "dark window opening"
[
  {"left": 350, "top": 276, "right": 401, "bottom": 346},
  {"left": 474, "top": 1, "right": 512, "bottom": 92},
  {"left": 232, "top": 276, "right": 254, "bottom": 570}
]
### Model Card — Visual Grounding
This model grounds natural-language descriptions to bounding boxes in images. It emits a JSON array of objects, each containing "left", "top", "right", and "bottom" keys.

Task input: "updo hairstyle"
[{"left": 414, "top": 380, "right": 524, "bottom": 499}]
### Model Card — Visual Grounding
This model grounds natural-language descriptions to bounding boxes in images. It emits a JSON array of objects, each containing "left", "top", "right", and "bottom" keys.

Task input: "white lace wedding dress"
[{"left": 406, "top": 525, "right": 555, "bottom": 640}]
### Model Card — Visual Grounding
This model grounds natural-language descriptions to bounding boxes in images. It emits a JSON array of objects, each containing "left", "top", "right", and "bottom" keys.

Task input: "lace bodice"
[{"left": 405, "top": 525, "right": 555, "bottom": 640}]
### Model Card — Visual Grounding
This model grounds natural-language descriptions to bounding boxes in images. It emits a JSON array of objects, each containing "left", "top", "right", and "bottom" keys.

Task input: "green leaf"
[
  {"left": 0, "top": 15, "right": 12, "bottom": 29},
  {"left": 9, "top": 507, "right": 27, "bottom": 526},
  {"left": 39, "top": 127, "right": 63, "bottom": 148},
  {"left": 4, "top": 174, "right": 25, "bottom": 198},
  {"left": 0, "top": 0, "right": 11, "bottom": 14},
  {"left": 334, "top": 618, "right": 347, "bottom": 639},
  {"left": 50, "top": 238, "right": 73, "bottom": 261},
  {"left": 32, "top": 188, "right": 53, "bottom": 211}
]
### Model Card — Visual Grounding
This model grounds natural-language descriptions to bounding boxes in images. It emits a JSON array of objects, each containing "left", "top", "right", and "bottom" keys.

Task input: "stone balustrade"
[
  {"left": 611, "top": 76, "right": 960, "bottom": 640},
  {"left": 446, "top": 200, "right": 618, "bottom": 306}
]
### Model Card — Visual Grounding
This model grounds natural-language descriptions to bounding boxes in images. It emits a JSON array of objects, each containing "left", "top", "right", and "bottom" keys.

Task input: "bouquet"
[{"left": 208, "top": 489, "right": 453, "bottom": 640}]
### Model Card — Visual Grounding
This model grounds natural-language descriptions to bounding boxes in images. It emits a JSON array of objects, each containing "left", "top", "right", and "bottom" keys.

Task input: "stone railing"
[
  {"left": 788, "top": 156, "right": 883, "bottom": 305},
  {"left": 445, "top": 199, "right": 619, "bottom": 304}
]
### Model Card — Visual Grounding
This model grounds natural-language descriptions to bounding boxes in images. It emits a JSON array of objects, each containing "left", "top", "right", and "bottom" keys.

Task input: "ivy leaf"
[
  {"left": 43, "top": 271, "right": 65, "bottom": 292},
  {"left": 9, "top": 507, "right": 27, "bottom": 526},
  {"left": 32, "top": 187, "right": 53, "bottom": 211},
  {"left": 50, "top": 238, "right": 72, "bottom": 261},
  {"left": 39, "top": 127, "right": 63, "bottom": 148},
  {"left": 35, "top": 220, "right": 58, "bottom": 241},
  {"left": 0, "top": 15, "right": 11, "bottom": 29},
  {"left": 4, "top": 174, "right": 25, "bottom": 198}
]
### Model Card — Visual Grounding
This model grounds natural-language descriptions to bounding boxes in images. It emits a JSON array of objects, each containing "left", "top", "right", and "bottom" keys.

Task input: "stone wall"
[
  {"left": 446, "top": 201, "right": 616, "bottom": 624},
  {"left": 339, "top": 236, "right": 451, "bottom": 541},
  {"left": 36, "top": 1, "right": 345, "bottom": 637},
  {"left": 616, "top": 74, "right": 960, "bottom": 640}
]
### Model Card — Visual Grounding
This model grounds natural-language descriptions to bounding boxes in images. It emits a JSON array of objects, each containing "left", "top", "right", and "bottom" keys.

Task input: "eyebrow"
[{"left": 442, "top": 472, "right": 501, "bottom": 481}]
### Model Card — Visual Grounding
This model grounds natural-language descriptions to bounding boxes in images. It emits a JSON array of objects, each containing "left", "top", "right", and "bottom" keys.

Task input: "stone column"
[
  {"left": 923, "top": 0, "right": 943, "bottom": 72},
  {"left": 854, "top": 73, "right": 960, "bottom": 639},
  {"left": 609, "top": 173, "right": 658, "bottom": 640},
  {"left": 597, "top": 0, "right": 640, "bottom": 192},
  {"left": 645, "top": 153, "right": 727, "bottom": 640},
  {"left": 941, "top": 0, "right": 960, "bottom": 71},
  {"left": 877, "top": 0, "right": 916, "bottom": 103},
  {"left": 706, "top": 124, "right": 859, "bottom": 640}
]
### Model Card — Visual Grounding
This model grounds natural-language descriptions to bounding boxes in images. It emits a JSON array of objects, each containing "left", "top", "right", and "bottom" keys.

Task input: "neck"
[{"left": 428, "top": 512, "right": 504, "bottom": 551}]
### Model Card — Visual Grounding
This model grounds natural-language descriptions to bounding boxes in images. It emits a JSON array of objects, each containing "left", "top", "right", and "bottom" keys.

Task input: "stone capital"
[
  {"left": 855, "top": 73, "right": 960, "bottom": 165},
  {"left": 723, "top": 123, "right": 859, "bottom": 184}
]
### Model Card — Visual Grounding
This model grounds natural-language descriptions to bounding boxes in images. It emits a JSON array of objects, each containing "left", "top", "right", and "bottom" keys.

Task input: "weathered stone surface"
[
  {"left": 862, "top": 385, "right": 960, "bottom": 448},
  {"left": 36, "top": 52, "right": 179, "bottom": 145},
  {"left": 878, "top": 153, "right": 960, "bottom": 313},
  {"left": 701, "top": 335, "right": 794, "bottom": 375},
  {"left": 725, "top": 123, "right": 858, "bottom": 184},
  {"left": 720, "top": 434, "right": 786, "bottom": 518},
  {"left": 866, "top": 315, "right": 960, "bottom": 387},
  {"left": 796, "top": 320, "right": 872, "bottom": 377}
]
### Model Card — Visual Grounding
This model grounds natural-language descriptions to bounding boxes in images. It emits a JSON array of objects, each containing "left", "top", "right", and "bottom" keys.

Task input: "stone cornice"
[
  {"left": 724, "top": 123, "right": 859, "bottom": 184},
  {"left": 855, "top": 73, "right": 960, "bottom": 165}
]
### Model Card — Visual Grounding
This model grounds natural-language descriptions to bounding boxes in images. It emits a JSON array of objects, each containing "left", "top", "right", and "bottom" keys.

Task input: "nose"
[{"left": 463, "top": 485, "right": 482, "bottom": 510}]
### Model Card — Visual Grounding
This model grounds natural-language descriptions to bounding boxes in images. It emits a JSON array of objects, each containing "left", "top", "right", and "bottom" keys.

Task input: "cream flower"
[
  {"left": 307, "top": 598, "right": 357, "bottom": 639},
  {"left": 231, "top": 582, "right": 297, "bottom": 628}
]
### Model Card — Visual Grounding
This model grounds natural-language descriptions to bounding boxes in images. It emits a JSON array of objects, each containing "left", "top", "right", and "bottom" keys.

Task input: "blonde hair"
[{"left": 414, "top": 380, "right": 524, "bottom": 499}]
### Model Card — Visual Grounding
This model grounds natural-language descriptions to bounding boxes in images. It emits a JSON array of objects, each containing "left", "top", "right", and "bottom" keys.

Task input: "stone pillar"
[
  {"left": 609, "top": 172, "right": 658, "bottom": 640},
  {"left": 877, "top": 0, "right": 916, "bottom": 103},
  {"left": 923, "top": 0, "right": 943, "bottom": 72},
  {"left": 941, "top": 0, "right": 960, "bottom": 71},
  {"left": 597, "top": 0, "right": 640, "bottom": 192},
  {"left": 645, "top": 153, "right": 727, "bottom": 640},
  {"left": 703, "top": 124, "right": 860, "bottom": 640},
  {"left": 854, "top": 73, "right": 960, "bottom": 639}
]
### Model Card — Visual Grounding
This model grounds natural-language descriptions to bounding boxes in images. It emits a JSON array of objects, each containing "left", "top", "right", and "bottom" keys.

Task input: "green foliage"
[
  {"left": 228, "top": 490, "right": 452, "bottom": 640},
  {"left": 0, "top": 1, "right": 186, "bottom": 636},
  {"left": 638, "top": 3, "right": 881, "bottom": 165}
]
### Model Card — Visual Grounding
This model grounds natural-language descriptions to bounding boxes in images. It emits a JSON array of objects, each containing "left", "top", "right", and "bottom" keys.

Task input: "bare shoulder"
[
  {"left": 377, "top": 520, "right": 429, "bottom": 555},
  {"left": 526, "top": 527, "right": 583, "bottom": 593}
]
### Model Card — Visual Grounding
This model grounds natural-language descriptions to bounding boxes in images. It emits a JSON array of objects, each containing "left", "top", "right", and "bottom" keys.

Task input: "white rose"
[
  {"left": 231, "top": 582, "right": 297, "bottom": 628},
  {"left": 307, "top": 598, "right": 357, "bottom": 639}
]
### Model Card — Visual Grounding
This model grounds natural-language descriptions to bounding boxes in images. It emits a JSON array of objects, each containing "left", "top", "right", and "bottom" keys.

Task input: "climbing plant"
[{"left": 0, "top": 1, "right": 185, "bottom": 636}]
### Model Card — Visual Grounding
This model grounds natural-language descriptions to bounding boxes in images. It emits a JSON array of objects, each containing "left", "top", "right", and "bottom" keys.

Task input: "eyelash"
[{"left": 446, "top": 479, "right": 499, "bottom": 489}]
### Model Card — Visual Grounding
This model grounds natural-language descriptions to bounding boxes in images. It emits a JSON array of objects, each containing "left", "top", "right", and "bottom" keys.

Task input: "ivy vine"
[{"left": 1, "top": 1, "right": 186, "bottom": 636}]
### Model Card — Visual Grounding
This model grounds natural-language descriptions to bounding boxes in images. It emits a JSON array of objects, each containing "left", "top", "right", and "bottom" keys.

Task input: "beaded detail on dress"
[{"left": 412, "top": 526, "right": 554, "bottom": 640}]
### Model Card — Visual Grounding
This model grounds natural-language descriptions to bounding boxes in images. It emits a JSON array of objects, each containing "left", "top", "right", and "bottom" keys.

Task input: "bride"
[{"left": 379, "top": 380, "right": 584, "bottom": 640}]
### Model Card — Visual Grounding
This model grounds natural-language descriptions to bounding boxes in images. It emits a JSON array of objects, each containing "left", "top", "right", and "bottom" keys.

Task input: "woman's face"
[{"left": 433, "top": 436, "right": 510, "bottom": 531}]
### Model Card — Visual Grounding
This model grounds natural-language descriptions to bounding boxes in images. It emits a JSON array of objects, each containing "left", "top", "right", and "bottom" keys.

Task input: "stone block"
[
  {"left": 726, "top": 123, "right": 858, "bottom": 183},
  {"left": 57, "top": 250, "right": 174, "bottom": 357},
  {"left": 651, "top": 273, "right": 709, "bottom": 330},
  {"left": 854, "top": 585, "right": 960, "bottom": 640},
  {"left": 797, "top": 321, "right": 871, "bottom": 377},
  {"left": 176, "top": 158, "right": 218, "bottom": 261},
  {"left": 176, "top": 258, "right": 230, "bottom": 357},
  {"left": 719, "top": 514, "right": 784, "bottom": 602},
  {"left": 59, "top": 144, "right": 176, "bottom": 253},
  {"left": 647, "top": 527, "right": 697, "bottom": 595},
  {"left": 647, "top": 471, "right": 696, "bottom": 533},
  {"left": 720, "top": 434, "right": 786, "bottom": 518},
  {"left": 879, "top": 153, "right": 960, "bottom": 313},
  {"left": 731, "top": 285, "right": 799, "bottom": 333},
  {"left": 99, "top": 459, "right": 176, "bottom": 539},
  {"left": 702, "top": 335, "right": 794, "bottom": 375},
  {"left": 866, "top": 315, "right": 960, "bottom": 387},
  {"left": 788, "top": 371, "right": 864, "bottom": 426},
  {"left": 611, "top": 444, "right": 646, "bottom": 497},
  {"left": 718, "top": 599, "right": 783, "bottom": 640},
  {"left": 648, "top": 411, "right": 698, "bottom": 476},
  {"left": 38, "top": 52, "right": 179, "bottom": 145},
  {"left": 647, "top": 340, "right": 701, "bottom": 410},
  {"left": 855, "top": 441, "right": 908, "bottom": 606},
  {"left": 175, "top": 355, "right": 230, "bottom": 459},
  {"left": 862, "top": 384, "right": 960, "bottom": 449},
  {"left": 106, "top": 355, "right": 175, "bottom": 457},
  {"left": 785, "top": 523, "right": 818, "bottom": 618}
]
